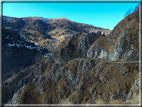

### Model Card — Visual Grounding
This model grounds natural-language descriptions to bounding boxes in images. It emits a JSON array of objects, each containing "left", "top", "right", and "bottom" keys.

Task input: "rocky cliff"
[
  {"left": 7, "top": 9, "right": 141, "bottom": 105},
  {"left": 2, "top": 15, "right": 111, "bottom": 104},
  {"left": 2, "top": 5, "right": 141, "bottom": 105}
]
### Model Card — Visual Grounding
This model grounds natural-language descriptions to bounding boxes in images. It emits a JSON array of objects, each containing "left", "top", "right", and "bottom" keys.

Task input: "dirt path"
[
  {"left": 74, "top": 58, "right": 141, "bottom": 64},
  {"left": 104, "top": 60, "right": 140, "bottom": 63}
]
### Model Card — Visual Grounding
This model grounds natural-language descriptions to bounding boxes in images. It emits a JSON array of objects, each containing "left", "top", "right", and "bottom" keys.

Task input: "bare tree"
[
  {"left": 134, "top": 5, "right": 139, "bottom": 12},
  {"left": 124, "top": 8, "right": 133, "bottom": 21}
]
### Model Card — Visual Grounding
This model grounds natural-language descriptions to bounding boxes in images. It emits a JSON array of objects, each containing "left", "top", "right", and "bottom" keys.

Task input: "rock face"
[
  {"left": 2, "top": 16, "right": 110, "bottom": 103},
  {"left": 87, "top": 11, "right": 139, "bottom": 61},
  {"left": 53, "top": 32, "right": 101, "bottom": 62},
  {"left": 8, "top": 59, "right": 139, "bottom": 104},
  {"left": 5, "top": 9, "right": 140, "bottom": 104}
]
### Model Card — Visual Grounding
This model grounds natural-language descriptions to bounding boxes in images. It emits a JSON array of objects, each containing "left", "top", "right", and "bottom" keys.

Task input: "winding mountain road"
[
  {"left": 74, "top": 58, "right": 141, "bottom": 64},
  {"left": 104, "top": 60, "right": 141, "bottom": 63}
]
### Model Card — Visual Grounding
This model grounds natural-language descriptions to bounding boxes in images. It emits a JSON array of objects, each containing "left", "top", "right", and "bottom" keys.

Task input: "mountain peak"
[
  {"left": 3, "top": 9, "right": 139, "bottom": 104},
  {"left": 52, "top": 17, "right": 74, "bottom": 22}
]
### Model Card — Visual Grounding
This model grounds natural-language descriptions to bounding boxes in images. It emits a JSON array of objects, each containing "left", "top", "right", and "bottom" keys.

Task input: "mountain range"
[{"left": 1, "top": 5, "right": 141, "bottom": 105}]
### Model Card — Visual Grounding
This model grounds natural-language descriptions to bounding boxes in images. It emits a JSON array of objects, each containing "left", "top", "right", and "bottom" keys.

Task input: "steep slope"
[
  {"left": 53, "top": 32, "right": 102, "bottom": 62},
  {"left": 2, "top": 18, "right": 50, "bottom": 103},
  {"left": 52, "top": 10, "right": 139, "bottom": 62},
  {"left": 8, "top": 9, "right": 140, "bottom": 104},
  {"left": 2, "top": 16, "right": 111, "bottom": 104},
  {"left": 19, "top": 16, "right": 111, "bottom": 51},
  {"left": 2, "top": 43, "right": 42, "bottom": 103},
  {"left": 87, "top": 10, "right": 139, "bottom": 61},
  {"left": 8, "top": 59, "right": 139, "bottom": 104}
]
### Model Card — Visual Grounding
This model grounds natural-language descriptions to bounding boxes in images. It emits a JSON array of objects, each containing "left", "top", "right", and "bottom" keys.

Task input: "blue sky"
[{"left": 3, "top": 1, "right": 140, "bottom": 30}]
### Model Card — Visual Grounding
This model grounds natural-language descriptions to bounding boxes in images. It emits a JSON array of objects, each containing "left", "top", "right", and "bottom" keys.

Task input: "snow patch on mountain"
[
  {"left": 8, "top": 43, "right": 15, "bottom": 47},
  {"left": 39, "top": 17, "right": 51, "bottom": 24},
  {"left": 3, "top": 16, "right": 10, "bottom": 22},
  {"left": 7, "top": 42, "right": 43, "bottom": 51}
]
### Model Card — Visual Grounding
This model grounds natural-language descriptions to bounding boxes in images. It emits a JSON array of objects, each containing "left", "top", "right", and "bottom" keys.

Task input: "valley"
[{"left": 1, "top": 4, "right": 141, "bottom": 105}]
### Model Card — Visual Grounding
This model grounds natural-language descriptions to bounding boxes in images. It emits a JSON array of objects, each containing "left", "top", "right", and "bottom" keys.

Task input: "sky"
[{"left": 2, "top": 1, "right": 140, "bottom": 30}]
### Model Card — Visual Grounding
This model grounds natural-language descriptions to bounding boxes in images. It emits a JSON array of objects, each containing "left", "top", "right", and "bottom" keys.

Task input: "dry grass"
[
  {"left": 59, "top": 98, "right": 73, "bottom": 104},
  {"left": 7, "top": 11, "right": 139, "bottom": 104},
  {"left": 60, "top": 97, "right": 139, "bottom": 105},
  {"left": 125, "top": 94, "right": 139, "bottom": 104},
  {"left": 8, "top": 56, "right": 139, "bottom": 104}
]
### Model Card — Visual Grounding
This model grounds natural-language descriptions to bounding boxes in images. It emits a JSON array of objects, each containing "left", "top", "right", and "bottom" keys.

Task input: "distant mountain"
[
  {"left": 2, "top": 15, "right": 111, "bottom": 104},
  {"left": 2, "top": 4, "right": 141, "bottom": 104},
  {"left": 6, "top": 7, "right": 140, "bottom": 105},
  {"left": 2, "top": 16, "right": 111, "bottom": 52},
  {"left": 2, "top": 16, "right": 49, "bottom": 103}
]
